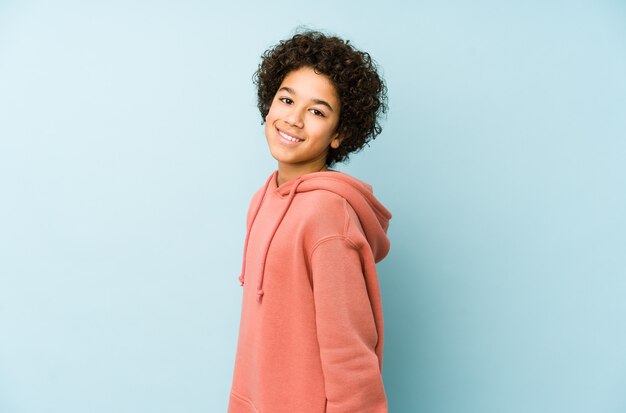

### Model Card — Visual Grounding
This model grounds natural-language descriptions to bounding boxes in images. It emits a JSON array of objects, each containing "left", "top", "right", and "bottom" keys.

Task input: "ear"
[{"left": 330, "top": 132, "right": 343, "bottom": 149}]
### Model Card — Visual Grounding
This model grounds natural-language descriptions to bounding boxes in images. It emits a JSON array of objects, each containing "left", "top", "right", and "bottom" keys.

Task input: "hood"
[{"left": 238, "top": 170, "right": 392, "bottom": 301}]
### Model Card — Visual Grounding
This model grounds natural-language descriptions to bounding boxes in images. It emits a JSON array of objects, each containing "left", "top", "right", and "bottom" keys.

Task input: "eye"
[
  {"left": 279, "top": 97, "right": 293, "bottom": 104},
  {"left": 309, "top": 108, "right": 325, "bottom": 117}
]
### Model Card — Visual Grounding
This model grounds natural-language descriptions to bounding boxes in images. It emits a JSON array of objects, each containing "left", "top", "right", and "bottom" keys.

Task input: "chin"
[{"left": 268, "top": 148, "right": 293, "bottom": 164}]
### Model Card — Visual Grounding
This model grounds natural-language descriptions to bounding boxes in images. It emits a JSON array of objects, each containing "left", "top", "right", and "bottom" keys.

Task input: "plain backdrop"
[{"left": 1, "top": 1, "right": 625, "bottom": 412}]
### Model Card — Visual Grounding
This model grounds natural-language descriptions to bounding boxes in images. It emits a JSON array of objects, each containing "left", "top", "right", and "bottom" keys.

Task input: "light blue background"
[{"left": 1, "top": 1, "right": 625, "bottom": 412}]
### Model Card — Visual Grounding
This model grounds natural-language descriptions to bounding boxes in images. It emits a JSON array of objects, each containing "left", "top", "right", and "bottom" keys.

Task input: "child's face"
[{"left": 264, "top": 66, "right": 342, "bottom": 173}]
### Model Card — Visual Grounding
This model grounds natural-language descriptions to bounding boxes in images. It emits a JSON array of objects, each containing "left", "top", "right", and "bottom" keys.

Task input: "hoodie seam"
[
  {"left": 309, "top": 198, "right": 358, "bottom": 262},
  {"left": 230, "top": 390, "right": 261, "bottom": 413},
  {"left": 342, "top": 198, "right": 351, "bottom": 235},
  {"left": 309, "top": 234, "right": 359, "bottom": 264}
]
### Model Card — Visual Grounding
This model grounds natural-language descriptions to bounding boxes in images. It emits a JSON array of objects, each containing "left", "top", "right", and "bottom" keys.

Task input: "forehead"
[{"left": 279, "top": 67, "right": 339, "bottom": 103}]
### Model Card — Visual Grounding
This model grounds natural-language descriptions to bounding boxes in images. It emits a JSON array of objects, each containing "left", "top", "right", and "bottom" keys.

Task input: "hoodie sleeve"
[{"left": 310, "top": 235, "right": 388, "bottom": 413}]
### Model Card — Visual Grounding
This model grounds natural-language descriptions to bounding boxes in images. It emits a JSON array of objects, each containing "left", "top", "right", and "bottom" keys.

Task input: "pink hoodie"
[{"left": 228, "top": 170, "right": 392, "bottom": 413}]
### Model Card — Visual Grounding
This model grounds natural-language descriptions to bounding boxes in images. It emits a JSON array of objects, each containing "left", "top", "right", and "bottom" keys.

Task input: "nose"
[{"left": 284, "top": 107, "right": 304, "bottom": 128}]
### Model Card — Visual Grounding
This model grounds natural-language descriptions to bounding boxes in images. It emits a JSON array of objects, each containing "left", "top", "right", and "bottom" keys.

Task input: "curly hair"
[{"left": 253, "top": 30, "right": 388, "bottom": 167}]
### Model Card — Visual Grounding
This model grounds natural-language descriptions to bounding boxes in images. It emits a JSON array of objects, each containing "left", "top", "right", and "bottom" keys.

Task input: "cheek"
[
  {"left": 265, "top": 109, "right": 277, "bottom": 125},
  {"left": 266, "top": 99, "right": 282, "bottom": 117},
  {"left": 264, "top": 119, "right": 274, "bottom": 137},
  {"left": 314, "top": 121, "right": 339, "bottom": 141}
]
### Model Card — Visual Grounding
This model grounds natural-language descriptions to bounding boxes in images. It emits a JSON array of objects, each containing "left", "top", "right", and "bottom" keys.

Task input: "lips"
[{"left": 278, "top": 129, "right": 304, "bottom": 144}]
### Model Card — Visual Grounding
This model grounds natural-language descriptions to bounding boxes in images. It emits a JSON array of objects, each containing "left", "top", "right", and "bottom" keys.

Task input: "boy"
[{"left": 228, "top": 30, "right": 391, "bottom": 413}]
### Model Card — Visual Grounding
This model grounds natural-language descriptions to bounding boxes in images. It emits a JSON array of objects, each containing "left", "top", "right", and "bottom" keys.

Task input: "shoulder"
[
  {"left": 295, "top": 190, "right": 366, "bottom": 249},
  {"left": 249, "top": 185, "right": 265, "bottom": 207},
  {"left": 244, "top": 182, "right": 269, "bottom": 226},
  {"left": 297, "top": 189, "right": 348, "bottom": 227}
]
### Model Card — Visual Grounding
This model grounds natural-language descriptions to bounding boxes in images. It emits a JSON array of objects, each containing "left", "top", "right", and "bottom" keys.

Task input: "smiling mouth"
[{"left": 278, "top": 130, "right": 304, "bottom": 143}]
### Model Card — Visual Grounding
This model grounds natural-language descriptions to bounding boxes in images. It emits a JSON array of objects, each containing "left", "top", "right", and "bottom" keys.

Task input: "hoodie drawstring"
[
  {"left": 255, "top": 177, "right": 303, "bottom": 301},
  {"left": 238, "top": 174, "right": 304, "bottom": 302},
  {"left": 238, "top": 173, "right": 275, "bottom": 287}
]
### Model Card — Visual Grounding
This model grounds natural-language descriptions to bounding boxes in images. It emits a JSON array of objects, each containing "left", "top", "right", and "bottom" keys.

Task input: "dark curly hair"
[{"left": 253, "top": 30, "right": 388, "bottom": 167}]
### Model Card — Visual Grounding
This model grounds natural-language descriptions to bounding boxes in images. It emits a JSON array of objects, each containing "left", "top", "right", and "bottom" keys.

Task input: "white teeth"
[{"left": 279, "top": 130, "right": 303, "bottom": 142}]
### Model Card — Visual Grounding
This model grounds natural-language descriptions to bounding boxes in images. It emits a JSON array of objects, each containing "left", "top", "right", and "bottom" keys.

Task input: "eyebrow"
[{"left": 278, "top": 86, "right": 335, "bottom": 112}]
